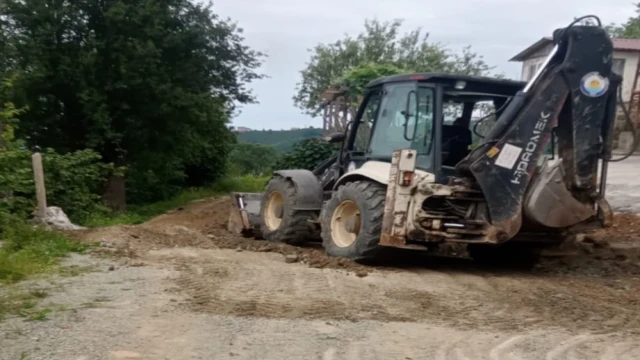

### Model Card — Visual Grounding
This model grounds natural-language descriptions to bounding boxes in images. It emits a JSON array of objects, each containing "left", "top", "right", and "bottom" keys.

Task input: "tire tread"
[
  {"left": 260, "top": 176, "right": 318, "bottom": 245},
  {"left": 321, "top": 181, "right": 387, "bottom": 262}
]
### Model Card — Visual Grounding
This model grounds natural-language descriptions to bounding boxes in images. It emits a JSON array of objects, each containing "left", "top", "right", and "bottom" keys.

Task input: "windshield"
[{"left": 368, "top": 83, "right": 434, "bottom": 169}]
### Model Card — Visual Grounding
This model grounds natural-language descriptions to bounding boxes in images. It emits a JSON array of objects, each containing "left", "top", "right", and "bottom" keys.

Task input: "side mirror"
[{"left": 323, "top": 132, "right": 346, "bottom": 143}]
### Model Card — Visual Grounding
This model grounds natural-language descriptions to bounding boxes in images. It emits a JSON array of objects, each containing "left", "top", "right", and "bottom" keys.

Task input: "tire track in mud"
[
  {"left": 81, "top": 196, "right": 640, "bottom": 334},
  {"left": 430, "top": 333, "right": 640, "bottom": 360},
  {"left": 600, "top": 342, "right": 640, "bottom": 360},
  {"left": 545, "top": 335, "right": 600, "bottom": 360},
  {"left": 173, "top": 250, "right": 448, "bottom": 323},
  {"left": 435, "top": 335, "right": 475, "bottom": 360},
  {"left": 447, "top": 270, "right": 640, "bottom": 334},
  {"left": 167, "top": 245, "right": 640, "bottom": 335},
  {"left": 488, "top": 335, "right": 528, "bottom": 360},
  {"left": 65, "top": 197, "right": 640, "bottom": 360}
]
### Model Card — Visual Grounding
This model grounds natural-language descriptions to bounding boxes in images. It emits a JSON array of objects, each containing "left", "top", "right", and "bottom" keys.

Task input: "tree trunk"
[{"left": 103, "top": 175, "right": 126, "bottom": 212}]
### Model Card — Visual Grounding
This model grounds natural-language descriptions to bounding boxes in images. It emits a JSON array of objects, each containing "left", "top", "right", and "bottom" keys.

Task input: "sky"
[{"left": 214, "top": 0, "right": 636, "bottom": 130}]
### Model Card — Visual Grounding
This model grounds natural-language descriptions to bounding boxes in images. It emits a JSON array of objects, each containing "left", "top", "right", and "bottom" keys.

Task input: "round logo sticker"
[{"left": 580, "top": 72, "right": 609, "bottom": 97}]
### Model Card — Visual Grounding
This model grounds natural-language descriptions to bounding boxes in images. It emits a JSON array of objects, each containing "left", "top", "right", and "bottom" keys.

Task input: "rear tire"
[
  {"left": 259, "top": 175, "right": 317, "bottom": 245},
  {"left": 321, "top": 181, "right": 386, "bottom": 262}
]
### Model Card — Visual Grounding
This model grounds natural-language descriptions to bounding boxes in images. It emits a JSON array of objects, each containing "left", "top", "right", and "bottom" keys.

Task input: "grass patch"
[
  {"left": 82, "top": 212, "right": 147, "bottom": 227},
  {"left": 58, "top": 265, "right": 95, "bottom": 277},
  {"left": 83, "top": 175, "right": 269, "bottom": 227},
  {"left": 0, "top": 222, "right": 89, "bottom": 285},
  {"left": 0, "top": 221, "right": 87, "bottom": 318},
  {"left": 20, "top": 307, "right": 53, "bottom": 321},
  {"left": 209, "top": 175, "right": 269, "bottom": 193},
  {"left": 29, "top": 289, "right": 49, "bottom": 299},
  {"left": 0, "top": 287, "right": 52, "bottom": 320}
]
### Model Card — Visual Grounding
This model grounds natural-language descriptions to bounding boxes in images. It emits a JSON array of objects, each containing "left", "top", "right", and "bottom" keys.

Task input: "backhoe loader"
[{"left": 228, "top": 16, "right": 630, "bottom": 264}]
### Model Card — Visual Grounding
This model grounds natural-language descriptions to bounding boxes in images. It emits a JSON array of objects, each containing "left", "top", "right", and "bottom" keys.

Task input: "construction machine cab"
[{"left": 339, "top": 74, "right": 526, "bottom": 184}]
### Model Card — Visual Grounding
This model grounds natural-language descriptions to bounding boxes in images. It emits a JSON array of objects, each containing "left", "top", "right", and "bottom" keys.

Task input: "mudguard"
[
  {"left": 334, "top": 161, "right": 431, "bottom": 189},
  {"left": 334, "top": 161, "right": 392, "bottom": 188},
  {"left": 228, "top": 169, "right": 324, "bottom": 237},
  {"left": 272, "top": 170, "right": 323, "bottom": 210}
]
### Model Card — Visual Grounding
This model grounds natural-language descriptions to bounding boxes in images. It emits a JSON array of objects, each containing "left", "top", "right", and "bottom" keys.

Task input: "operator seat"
[{"left": 442, "top": 118, "right": 473, "bottom": 167}]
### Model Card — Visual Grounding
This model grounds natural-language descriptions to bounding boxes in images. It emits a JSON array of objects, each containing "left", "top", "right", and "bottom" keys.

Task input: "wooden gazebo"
[{"left": 319, "top": 87, "right": 359, "bottom": 134}]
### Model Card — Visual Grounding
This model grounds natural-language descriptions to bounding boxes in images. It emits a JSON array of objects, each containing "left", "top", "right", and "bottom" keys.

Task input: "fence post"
[{"left": 32, "top": 152, "right": 47, "bottom": 219}]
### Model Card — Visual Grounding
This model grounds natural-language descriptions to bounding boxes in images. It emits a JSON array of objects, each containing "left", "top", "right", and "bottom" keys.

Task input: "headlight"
[{"left": 348, "top": 161, "right": 357, "bottom": 172}]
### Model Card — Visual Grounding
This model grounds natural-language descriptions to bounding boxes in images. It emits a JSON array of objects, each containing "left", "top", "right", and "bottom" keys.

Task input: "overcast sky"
[{"left": 214, "top": 0, "right": 636, "bottom": 130}]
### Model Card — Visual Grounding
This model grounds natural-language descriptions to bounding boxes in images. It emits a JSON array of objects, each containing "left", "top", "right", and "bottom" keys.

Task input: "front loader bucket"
[{"left": 227, "top": 192, "right": 263, "bottom": 238}]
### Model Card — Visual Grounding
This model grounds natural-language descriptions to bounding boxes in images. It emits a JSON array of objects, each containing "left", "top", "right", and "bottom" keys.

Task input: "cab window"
[{"left": 368, "top": 83, "right": 434, "bottom": 169}]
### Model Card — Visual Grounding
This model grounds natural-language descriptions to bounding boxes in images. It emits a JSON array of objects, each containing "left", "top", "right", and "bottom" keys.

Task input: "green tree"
[
  {"left": 275, "top": 139, "right": 337, "bottom": 171},
  {"left": 335, "top": 63, "right": 410, "bottom": 106},
  {"left": 0, "top": 75, "right": 108, "bottom": 223},
  {"left": 0, "top": 0, "right": 264, "bottom": 207},
  {"left": 606, "top": 3, "right": 640, "bottom": 38},
  {"left": 236, "top": 128, "right": 324, "bottom": 153},
  {"left": 228, "top": 142, "right": 278, "bottom": 176},
  {"left": 294, "top": 19, "right": 492, "bottom": 115}
]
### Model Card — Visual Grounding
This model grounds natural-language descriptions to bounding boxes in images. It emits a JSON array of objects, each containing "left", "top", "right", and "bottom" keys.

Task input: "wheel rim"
[
  {"left": 331, "top": 200, "right": 361, "bottom": 248},
  {"left": 264, "top": 191, "right": 284, "bottom": 231}
]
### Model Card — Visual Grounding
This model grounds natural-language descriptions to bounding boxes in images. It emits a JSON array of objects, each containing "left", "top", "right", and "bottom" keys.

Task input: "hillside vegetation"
[{"left": 237, "top": 128, "right": 323, "bottom": 153}]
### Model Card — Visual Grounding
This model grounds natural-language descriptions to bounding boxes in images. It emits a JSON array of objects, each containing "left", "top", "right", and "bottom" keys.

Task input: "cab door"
[{"left": 340, "top": 88, "right": 382, "bottom": 173}]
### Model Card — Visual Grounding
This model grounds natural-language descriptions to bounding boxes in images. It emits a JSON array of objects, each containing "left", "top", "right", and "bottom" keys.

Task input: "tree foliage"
[
  {"left": 294, "top": 19, "right": 492, "bottom": 115},
  {"left": 606, "top": 3, "right": 640, "bottom": 38},
  {"left": 228, "top": 142, "right": 278, "bottom": 176},
  {"left": 0, "top": 76, "right": 108, "bottom": 223},
  {"left": 236, "top": 127, "right": 323, "bottom": 153},
  {"left": 337, "top": 63, "right": 410, "bottom": 104},
  {"left": 0, "top": 0, "right": 264, "bottom": 205},
  {"left": 274, "top": 139, "right": 337, "bottom": 171}
]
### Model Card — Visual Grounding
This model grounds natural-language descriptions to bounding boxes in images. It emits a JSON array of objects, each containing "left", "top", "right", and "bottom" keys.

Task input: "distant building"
[
  {"left": 510, "top": 37, "right": 640, "bottom": 150},
  {"left": 235, "top": 126, "right": 252, "bottom": 133},
  {"left": 510, "top": 37, "right": 640, "bottom": 103}
]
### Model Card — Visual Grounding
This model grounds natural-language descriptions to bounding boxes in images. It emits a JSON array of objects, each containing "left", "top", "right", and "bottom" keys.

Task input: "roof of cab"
[{"left": 365, "top": 72, "right": 525, "bottom": 95}]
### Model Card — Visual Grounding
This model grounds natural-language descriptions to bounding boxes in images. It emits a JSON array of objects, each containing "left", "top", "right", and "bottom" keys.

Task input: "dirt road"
[{"left": 2, "top": 196, "right": 640, "bottom": 360}]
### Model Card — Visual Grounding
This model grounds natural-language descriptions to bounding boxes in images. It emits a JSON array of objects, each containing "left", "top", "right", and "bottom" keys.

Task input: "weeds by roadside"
[
  {"left": 0, "top": 222, "right": 90, "bottom": 284},
  {"left": 0, "top": 216, "right": 91, "bottom": 320},
  {"left": 0, "top": 287, "right": 53, "bottom": 321},
  {"left": 82, "top": 175, "right": 269, "bottom": 227},
  {"left": 0, "top": 175, "right": 268, "bottom": 320}
]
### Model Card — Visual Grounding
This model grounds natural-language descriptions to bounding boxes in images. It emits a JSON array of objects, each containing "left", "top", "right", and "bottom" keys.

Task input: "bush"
[
  {"left": 227, "top": 143, "right": 277, "bottom": 176},
  {"left": 274, "top": 139, "right": 337, "bottom": 171},
  {"left": 83, "top": 175, "right": 269, "bottom": 228},
  {"left": 43, "top": 149, "right": 112, "bottom": 223},
  {"left": 123, "top": 157, "right": 186, "bottom": 205},
  {"left": 0, "top": 148, "right": 110, "bottom": 224},
  {"left": 0, "top": 149, "right": 34, "bottom": 219},
  {"left": 211, "top": 175, "right": 270, "bottom": 193}
]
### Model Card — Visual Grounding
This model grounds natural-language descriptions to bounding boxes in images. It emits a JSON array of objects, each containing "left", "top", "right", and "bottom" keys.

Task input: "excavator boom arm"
[{"left": 458, "top": 22, "right": 620, "bottom": 239}]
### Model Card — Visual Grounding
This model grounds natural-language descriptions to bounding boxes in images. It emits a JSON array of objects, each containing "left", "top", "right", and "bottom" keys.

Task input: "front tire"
[
  {"left": 321, "top": 181, "right": 386, "bottom": 262},
  {"left": 259, "top": 176, "right": 317, "bottom": 245}
]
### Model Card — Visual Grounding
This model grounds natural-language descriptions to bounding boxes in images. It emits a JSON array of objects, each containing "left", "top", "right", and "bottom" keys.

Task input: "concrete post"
[{"left": 32, "top": 153, "right": 47, "bottom": 219}]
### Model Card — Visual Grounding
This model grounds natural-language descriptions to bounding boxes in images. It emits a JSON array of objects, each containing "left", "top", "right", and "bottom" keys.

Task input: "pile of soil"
[
  {"left": 535, "top": 213, "right": 640, "bottom": 277},
  {"left": 75, "top": 197, "right": 372, "bottom": 276},
  {"left": 603, "top": 212, "right": 640, "bottom": 243},
  {"left": 74, "top": 196, "right": 640, "bottom": 278}
]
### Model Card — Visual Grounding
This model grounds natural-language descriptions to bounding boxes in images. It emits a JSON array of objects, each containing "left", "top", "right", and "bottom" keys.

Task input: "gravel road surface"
[{"left": 2, "top": 157, "right": 640, "bottom": 360}]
